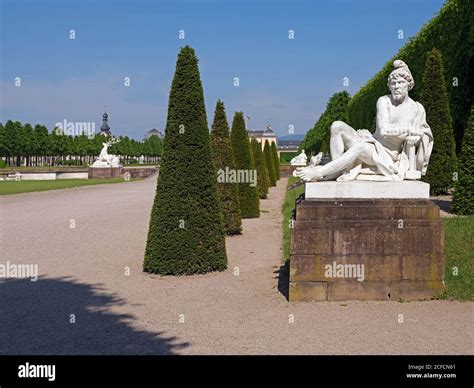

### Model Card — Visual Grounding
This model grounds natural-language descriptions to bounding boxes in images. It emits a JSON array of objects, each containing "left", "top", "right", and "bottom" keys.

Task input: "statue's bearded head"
[{"left": 387, "top": 60, "right": 414, "bottom": 101}]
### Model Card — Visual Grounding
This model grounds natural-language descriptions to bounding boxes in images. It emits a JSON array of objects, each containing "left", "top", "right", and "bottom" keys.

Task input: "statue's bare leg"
[
  {"left": 337, "top": 163, "right": 362, "bottom": 181},
  {"left": 319, "top": 143, "right": 375, "bottom": 175},
  {"left": 295, "top": 121, "right": 376, "bottom": 181},
  {"left": 330, "top": 121, "right": 361, "bottom": 160},
  {"left": 295, "top": 142, "right": 376, "bottom": 181}
]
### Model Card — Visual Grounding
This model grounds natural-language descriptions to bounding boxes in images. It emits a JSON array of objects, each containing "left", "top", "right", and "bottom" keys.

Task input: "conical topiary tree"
[
  {"left": 230, "top": 112, "right": 260, "bottom": 218},
  {"left": 261, "top": 141, "right": 271, "bottom": 190},
  {"left": 271, "top": 141, "right": 280, "bottom": 180},
  {"left": 452, "top": 105, "right": 474, "bottom": 215},
  {"left": 419, "top": 48, "right": 456, "bottom": 195},
  {"left": 144, "top": 46, "right": 227, "bottom": 275},
  {"left": 264, "top": 140, "right": 276, "bottom": 186},
  {"left": 250, "top": 138, "right": 269, "bottom": 199},
  {"left": 211, "top": 100, "right": 242, "bottom": 234}
]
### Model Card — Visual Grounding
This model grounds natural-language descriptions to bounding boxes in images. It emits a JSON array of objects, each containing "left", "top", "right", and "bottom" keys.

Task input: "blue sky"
[{"left": 0, "top": 0, "right": 445, "bottom": 139}]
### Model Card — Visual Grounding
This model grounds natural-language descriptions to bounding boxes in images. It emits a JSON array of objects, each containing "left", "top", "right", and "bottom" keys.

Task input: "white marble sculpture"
[
  {"left": 290, "top": 150, "right": 308, "bottom": 166},
  {"left": 309, "top": 152, "right": 323, "bottom": 167},
  {"left": 294, "top": 60, "right": 433, "bottom": 182},
  {"left": 92, "top": 138, "right": 121, "bottom": 168}
]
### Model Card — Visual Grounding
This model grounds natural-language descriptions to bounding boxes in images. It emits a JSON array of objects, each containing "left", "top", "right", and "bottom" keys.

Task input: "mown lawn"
[
  {"left": 0, "top": 178, "right": 133, "bottom": 195},
  {"left": 0, "top": 166, "right": 88, "bottom": 173},
  {"left": 443, "top": 216, "right": 474, "bottom": 300},
  {"left": 281, "top": 179, "right": 473, "bottom": 300}
]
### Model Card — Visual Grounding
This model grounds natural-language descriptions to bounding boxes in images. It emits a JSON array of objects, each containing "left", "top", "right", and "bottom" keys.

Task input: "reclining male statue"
[{"left": 294, "top": 60, "right": 433, "bottom": 182}]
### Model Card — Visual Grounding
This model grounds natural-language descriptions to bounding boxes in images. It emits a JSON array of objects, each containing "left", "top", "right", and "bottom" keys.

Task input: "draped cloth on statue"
[{"left": 339, "top": 98, "right": 433, "bottom": 182}]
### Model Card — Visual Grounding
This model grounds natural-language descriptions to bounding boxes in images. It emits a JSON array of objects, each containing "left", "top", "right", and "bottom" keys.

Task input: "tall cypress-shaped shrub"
[
  {"left": 419, "top": 48, "right": 456, "bottom": 195},
  {"left": 230, "top": 112, "right": 260, "bottom": 218},
  {"left": 211, "top": 100, "right": 242, "bottom": 234},
  {"left": 271, "top": 141, "right": 280, "bottom": 180},
  {"left": 144, "top": 46, "right": 227, "bottom": 275},
  {"left": 452, "top": 106, "right": 474, "bottom": 215},
  {"left": 264, "top": 140, "right": 276, "bottom": 186},
  {"left": 261, "top": 142, "right": 271, "bottom": 189},
  {"left": 250, "top": 138, "right": 269, "bottom": 199},
  {"left": 259, "top": 140, "right": 272, "bottom": 190}
]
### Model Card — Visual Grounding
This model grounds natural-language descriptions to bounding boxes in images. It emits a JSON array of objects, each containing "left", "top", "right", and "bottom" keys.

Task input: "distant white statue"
[
  {"left": 294, "top": 60, "right": 433, "bottom": 182},
  {"left": 139, "top": 155, "right": 145, "bottom": 165},
  {"left": 290, "top": 150, "right": 308, "bottom": 166},
  {"left": 309, "top": 152, "right": 323, "bottom": 167},
  {"left": 92, "top": 138, "right": 121, "bottom": 168}
]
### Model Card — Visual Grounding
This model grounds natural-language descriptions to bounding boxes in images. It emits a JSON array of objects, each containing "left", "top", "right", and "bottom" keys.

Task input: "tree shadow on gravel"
[
  {"left": 274, "top": 261, "right": 289, "bottom": 301},
  {"left": 0, "top": 277, "right": 189, "bottom": 355}
]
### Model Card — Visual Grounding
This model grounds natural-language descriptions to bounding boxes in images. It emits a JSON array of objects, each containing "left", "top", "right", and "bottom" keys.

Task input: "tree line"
[{"left": 0, "top": 120, "right": 163, "bottom": 167}]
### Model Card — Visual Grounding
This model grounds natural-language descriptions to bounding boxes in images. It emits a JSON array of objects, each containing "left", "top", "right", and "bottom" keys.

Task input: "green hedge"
[
  {"left": 452, "top": 105, "right": 474, "bottom": 215},
  {"left": 279, "top": 151, "right": 298, "bottom": 164},
  {"left": 348, "top": 0, "right": 473, "bottom": 152},
  {"left": 301, "top": 91, "right": 351, "bottom": 154}
]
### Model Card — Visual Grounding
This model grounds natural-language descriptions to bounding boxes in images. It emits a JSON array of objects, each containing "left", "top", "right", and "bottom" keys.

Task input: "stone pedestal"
[
  {"left": 305, "top": 180, "right": 430, "bottom": 199},
  {"left": 88, "top": 167, "right": 123, "bottom": 179},
  {"left": 289, "top": 182, "right": 445, "bottom": 302},
  {"left": 122, "top": 166, "right": 158, "bottom": 179}
]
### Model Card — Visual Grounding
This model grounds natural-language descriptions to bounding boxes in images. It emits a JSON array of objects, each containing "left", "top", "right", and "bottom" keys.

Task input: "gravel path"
[{"left": 0, "top": 177, "right": 472, "bottom": 355}]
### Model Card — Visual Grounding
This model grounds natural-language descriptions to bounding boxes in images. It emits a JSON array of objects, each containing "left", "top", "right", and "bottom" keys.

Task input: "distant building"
[
  {"left": 277, "top": 138, "right": 303, "bottom": 153},
  {"left": 144, "top": 128, "right": 163, "bottom": 140},
  {"left": 247, "top": 124, "right": 277, "bottom": 150},
  {"left": 99, "top": 111, "right": 112, "bottom": 136},
  {"left": 276, "top": 134, "right": 304, "bottom": 159}
]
